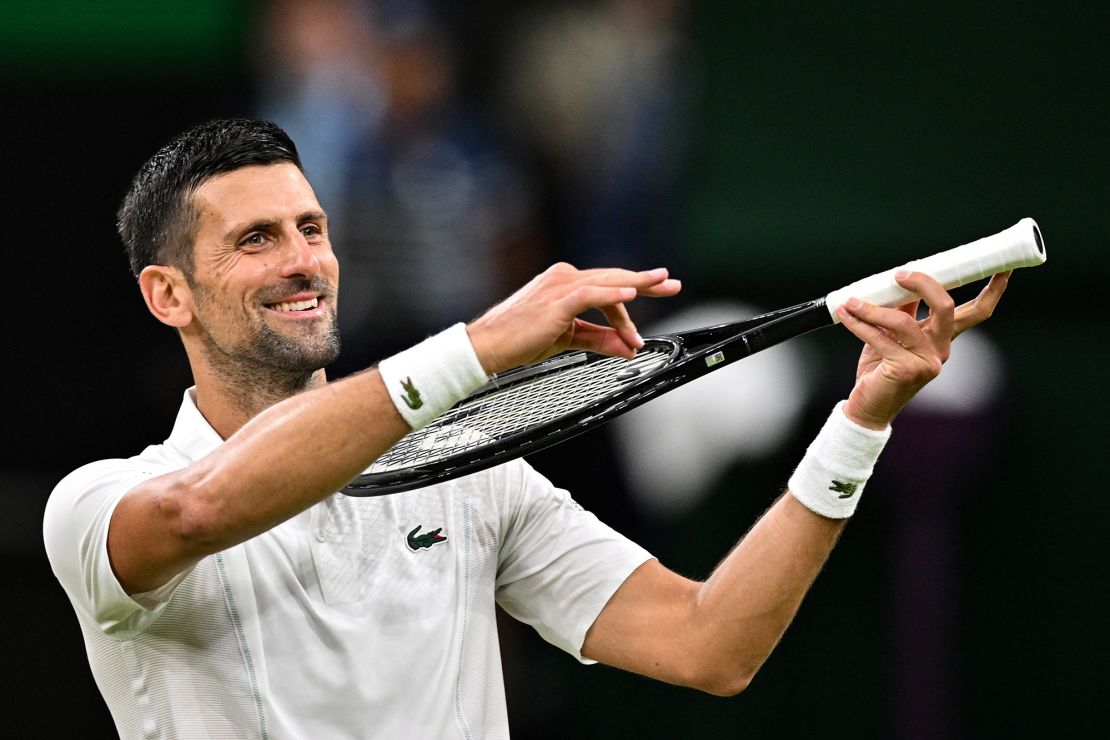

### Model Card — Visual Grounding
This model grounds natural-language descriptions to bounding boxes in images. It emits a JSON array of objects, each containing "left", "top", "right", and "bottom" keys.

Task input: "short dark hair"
[{"left": 117, "top": 118, "right": 303, "bottom": 279}]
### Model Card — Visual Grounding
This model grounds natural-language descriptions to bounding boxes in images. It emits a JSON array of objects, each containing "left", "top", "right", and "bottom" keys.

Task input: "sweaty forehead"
[{"left": 192, "top": 162, "right": 321, "bottom": 236}]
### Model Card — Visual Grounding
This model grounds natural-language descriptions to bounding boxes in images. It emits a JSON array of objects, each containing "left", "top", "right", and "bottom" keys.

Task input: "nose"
[{"left": 278, "top": 230, "right": 321, "bottom": 279}]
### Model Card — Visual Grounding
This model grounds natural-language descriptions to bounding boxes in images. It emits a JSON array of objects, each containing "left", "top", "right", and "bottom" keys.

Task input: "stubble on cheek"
[{"left": 191, "top": 273, "right": 341, "bottom": 375}]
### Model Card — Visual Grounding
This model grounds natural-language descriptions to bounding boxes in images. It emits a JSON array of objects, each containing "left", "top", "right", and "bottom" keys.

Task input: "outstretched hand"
[
  {"left": 467, "top": 263, "right": 682, "bottom": 376},
  {"left": 836, "top": 270, "right": 1011, "bottom": 429}
]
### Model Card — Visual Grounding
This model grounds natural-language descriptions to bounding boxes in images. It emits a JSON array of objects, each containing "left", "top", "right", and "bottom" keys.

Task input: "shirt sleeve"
[
  {"left": 43, "top": 459, "right": 190, "bottom": 640},
  {"left": 493, "top": 460, "right": 653, "bottom": 664}
]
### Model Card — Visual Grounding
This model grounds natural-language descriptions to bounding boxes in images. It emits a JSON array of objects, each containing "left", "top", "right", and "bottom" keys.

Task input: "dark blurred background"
[{"left": 3, "top": 0, "right": 1106, "bottom": 737}]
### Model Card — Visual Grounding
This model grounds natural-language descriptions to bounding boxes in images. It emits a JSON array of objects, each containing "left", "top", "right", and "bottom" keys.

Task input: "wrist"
[
  {"left": 842, "top": 397, "right": 896, "bottom": 431},
  {"left": 465, "top": 324, "right": 499, "bottom": 377},
  {"left": 378, "top": 323, "right": 492, "bottom": 430},
  {"left": 788, "top": 401, "right": 892, "bottom": 519}
]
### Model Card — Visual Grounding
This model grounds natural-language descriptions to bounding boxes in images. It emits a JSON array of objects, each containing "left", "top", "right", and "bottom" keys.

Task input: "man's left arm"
[{"left": 581, "top": 270, "right": 1011, "bottom": 695}]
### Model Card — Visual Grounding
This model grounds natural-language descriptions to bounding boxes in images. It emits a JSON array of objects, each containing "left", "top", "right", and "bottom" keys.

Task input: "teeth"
[{"left": 271, "top": 297, "right": 319, "bottom": 312}]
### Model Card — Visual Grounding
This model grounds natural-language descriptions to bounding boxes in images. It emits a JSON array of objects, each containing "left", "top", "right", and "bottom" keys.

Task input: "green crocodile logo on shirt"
[
  {"left": 829, "top": 480, "right": 858, "bottom": 499},
  {"left": 407, "top": 525, "right": 447, "bottom": 551},
  {"left": 400, "top": 377, "right": 423, "bottom": 410}
]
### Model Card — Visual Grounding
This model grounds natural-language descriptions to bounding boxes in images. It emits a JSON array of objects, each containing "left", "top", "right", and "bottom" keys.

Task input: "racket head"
[
  {"left": 343, "top": 301, "right": 827, "bottom": 497},
  {"left": 343, "top": 336, "right": 685, "bottom": 495}
]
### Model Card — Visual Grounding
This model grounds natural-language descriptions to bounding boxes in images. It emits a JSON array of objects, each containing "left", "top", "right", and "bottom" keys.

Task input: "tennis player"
[{"left": 44, "top": 119, "right": 1009, "bottom": 738}]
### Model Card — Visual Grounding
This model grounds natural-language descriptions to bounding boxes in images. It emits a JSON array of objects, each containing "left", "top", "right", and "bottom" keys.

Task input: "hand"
[
  {"left": 835, "top": 270, "right": 1011, "bottom": 429},
  {"left": 467, "top": 263, "right": 682, "bottom": 375}
]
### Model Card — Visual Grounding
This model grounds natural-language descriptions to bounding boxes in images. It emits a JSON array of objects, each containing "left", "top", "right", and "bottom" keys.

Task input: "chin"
[{"left": 254, "top": 327, "right": 341, "bottom": 375}]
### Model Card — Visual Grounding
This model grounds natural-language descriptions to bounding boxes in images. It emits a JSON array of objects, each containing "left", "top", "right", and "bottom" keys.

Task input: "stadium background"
[{"left": 2, "top": 1, "right": 1105, "bottom": 737}]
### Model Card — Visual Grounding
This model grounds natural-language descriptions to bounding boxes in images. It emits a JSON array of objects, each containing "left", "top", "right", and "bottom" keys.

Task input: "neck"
[{"left": 189, "top": 347, "right": 328, "bottom": 440}]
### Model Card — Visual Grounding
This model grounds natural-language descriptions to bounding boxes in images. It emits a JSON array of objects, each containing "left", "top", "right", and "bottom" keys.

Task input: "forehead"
[{"left": 192, "top": 162, "right": 321, "bottom": 235}]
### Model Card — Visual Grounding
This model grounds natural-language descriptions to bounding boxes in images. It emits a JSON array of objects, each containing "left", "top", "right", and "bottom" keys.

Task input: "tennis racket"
[{"left": 343, "top": 218, "right": 1046, "bottom": 496}]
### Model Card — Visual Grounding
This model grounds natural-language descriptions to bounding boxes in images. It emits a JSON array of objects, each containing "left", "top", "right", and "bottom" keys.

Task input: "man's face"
[{"left": 185, "top": 162, "right": 341, "bottom": 375}]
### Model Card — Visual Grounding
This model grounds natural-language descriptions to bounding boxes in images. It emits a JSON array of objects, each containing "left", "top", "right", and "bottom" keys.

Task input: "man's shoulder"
[
  {"left": 54, "top": 442, "right": 184, "bottom": 494},
  {"left": 46, "top": 442, "right": 186, "bottom": 531},
  {"left": 53, "top": 456, "right": 155, "bottom": 493}
]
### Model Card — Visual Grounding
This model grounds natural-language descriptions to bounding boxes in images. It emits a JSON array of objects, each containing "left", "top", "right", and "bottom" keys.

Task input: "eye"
[
  {"left": 301, "top": 224, "right": 322, "bottom": 238},
  {"left": 240, "top": 232, "right": 266, "bottom": 248}
]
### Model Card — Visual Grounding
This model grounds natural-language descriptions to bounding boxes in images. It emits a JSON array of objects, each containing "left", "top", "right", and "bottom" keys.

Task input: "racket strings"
[{"left": 368, "top": 348, "right": 672, "bottom": 472}]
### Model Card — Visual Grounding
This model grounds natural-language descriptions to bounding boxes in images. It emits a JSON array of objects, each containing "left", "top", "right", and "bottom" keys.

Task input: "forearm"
[
  {"left": 182, "top": 369, "right": 406, "bottom": 543},
  {"left": 110, "top": 368, "right": 408, "bottom": 592},
  {"left": 582, "top": 493, "right": 845, "bottom": 696},
  {"left": 585, "top": 406, "right": 884, "bottom": 694},
  {"left": 683, "top": 403, "right": 893, "bottom": 691},
  {"left": 689, "top": 493, "right": 846, "bottom": 691}
]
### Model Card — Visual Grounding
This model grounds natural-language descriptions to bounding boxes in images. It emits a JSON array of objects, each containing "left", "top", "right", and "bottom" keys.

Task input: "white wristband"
[
  {"left": 788, "top": 401, "right": 892, "bottom": 519},
  {"left": 378, "top": 323, "right": 491, "bottom": 430}
]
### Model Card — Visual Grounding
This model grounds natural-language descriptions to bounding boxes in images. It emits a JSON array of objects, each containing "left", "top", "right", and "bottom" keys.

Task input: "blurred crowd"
[{"left": 257, "top": 0, "right": 693, "bottom": 371}]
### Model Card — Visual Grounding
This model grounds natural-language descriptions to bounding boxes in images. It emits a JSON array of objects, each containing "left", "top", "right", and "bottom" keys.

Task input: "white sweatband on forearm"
[
  {"left": 378, "top": 323, "right": 491, "bottom": 430},
  {"left": 787, "top": 401, "right": 892, "bottom": 519}
]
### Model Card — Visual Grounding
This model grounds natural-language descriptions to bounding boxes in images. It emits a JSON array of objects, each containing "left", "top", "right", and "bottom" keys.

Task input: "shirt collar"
[{"left": 165, "top": 387, "right": 226, "bottom": 461}]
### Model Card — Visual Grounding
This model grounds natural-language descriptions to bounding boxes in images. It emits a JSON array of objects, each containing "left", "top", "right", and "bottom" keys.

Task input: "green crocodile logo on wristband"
[
  {"left": 400, "top": 377, "right": 423, "bottom": 410},
  {"left": 829, "top": 480, "right": 858, "bottom": 499}
]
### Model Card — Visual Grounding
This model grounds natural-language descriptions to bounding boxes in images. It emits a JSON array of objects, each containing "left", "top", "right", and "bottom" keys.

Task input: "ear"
[{"left": 139, "top": 265, "right": 194, "bottom": 328}]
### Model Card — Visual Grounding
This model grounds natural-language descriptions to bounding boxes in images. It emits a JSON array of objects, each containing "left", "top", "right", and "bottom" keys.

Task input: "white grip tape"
[
  {"left": 788, "top": 402, "right": 892, "bottom": 519},
  {"left": 825, "top": 217, "right": 1046, "bottom": 322},
  {"left": 378, "top": 323, "right": 491, "bottom": 430}
]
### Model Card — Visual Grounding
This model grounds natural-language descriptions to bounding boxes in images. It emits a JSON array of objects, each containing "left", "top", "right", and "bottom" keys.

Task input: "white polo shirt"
[{"left": 44, "top": 389, "right": 652, "bottom": 739}]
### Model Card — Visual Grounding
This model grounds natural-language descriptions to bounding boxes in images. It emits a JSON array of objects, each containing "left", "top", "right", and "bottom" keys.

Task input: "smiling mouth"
[{"left": 266, "top": 296, "right": 320, "bottom": 313}]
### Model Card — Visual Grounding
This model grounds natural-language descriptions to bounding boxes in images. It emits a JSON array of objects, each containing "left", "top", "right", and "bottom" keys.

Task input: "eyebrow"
[{"left": 225, "top": 210, "right": 328, "bottom": 242}]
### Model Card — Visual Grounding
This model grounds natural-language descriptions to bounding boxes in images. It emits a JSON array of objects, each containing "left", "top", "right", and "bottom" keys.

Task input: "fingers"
[
  {"left": 551, "top": 289, "right": 642, "bottom": 356},
  {"left": 839, "top": 297, "right": 933, "bottom": 355},
  {"left": 637, "top": 277, "right": 683, "bottom": 298},
  {"left": 545, "top": 267, "right": 675, "bottom": 314},
  {"left": 839, "top": 268, "right": 1013, "bottom": 366},
  {"left": 836, "top": 300, "right": 913, "bottom": 357},
  {"left": 893, "top": 270, "right": 955, "bottom": 343},
  {"left": 954, "top": 270, "right": 1011, "bottom": 336},
  {"left": 835, "top": 269, "right": 1010, "bottom": 429},
  {"left": 600, "top": 302, "right": 643, "bottom": 352},
  {"left": 837, "top": 295, "right": 945, "bottom": 388},
  {"left": 554, "top": 265, "right": 681, "bottom": 297},
  {"left": 884, "top": 268, "right": 1012, "bottom": 339},
  {"left": 554, "top": 284, "right": 639, "bottom": 316},
  {"left": 839, "top": 271, "right": 957, "bottom": 369},
  {"left": 552, "top": 266, "right": 681, "bottom": 350},
  {"left": 566, "top": 320, "right": 639, "bottom": 358},
  {"left": 549, "top": 264, "right": 672, "bottom": 290},
  {"left": 469, "top": 263, "right": 682, "bottom": 373},
  {"left": 837, "top": 299, "right": 944, "bottom": 426}
]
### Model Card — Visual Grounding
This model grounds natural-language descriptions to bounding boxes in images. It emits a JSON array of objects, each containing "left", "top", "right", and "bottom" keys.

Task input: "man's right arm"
[
  {"left": 107, "top": 264, "right": 682, "bottom": 595},
  {"left": 107, "top": 368, "right": 408, "bottom": 595}
]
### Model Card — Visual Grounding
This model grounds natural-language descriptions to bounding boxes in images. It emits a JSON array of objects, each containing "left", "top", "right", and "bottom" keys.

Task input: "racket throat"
[{"left": 734, "top": 299, "right": 831, "bottom": 359}]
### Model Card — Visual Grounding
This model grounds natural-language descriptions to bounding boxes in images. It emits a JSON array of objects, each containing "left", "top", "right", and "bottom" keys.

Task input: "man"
[{"left": 44, "top": 119, "right": 1009, "bottom": 739}]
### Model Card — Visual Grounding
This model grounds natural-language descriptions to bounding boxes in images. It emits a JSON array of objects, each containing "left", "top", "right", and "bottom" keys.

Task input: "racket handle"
[{"left": 825, "top": 217, "right": 1046, "bottom": 323}]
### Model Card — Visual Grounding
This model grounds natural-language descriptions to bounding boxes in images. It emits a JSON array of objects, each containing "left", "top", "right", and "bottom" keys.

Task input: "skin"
[
  {"left": 110, "top": 161, "right": 1010, "bottom": 698},
  {"left": 582, "top": 270, "right": 1011, "bottom": 695}
]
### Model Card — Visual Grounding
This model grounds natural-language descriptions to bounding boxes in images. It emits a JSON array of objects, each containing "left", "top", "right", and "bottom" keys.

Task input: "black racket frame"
[{"left": 342, "top": 298, "right": 832, "bottom": 496}]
